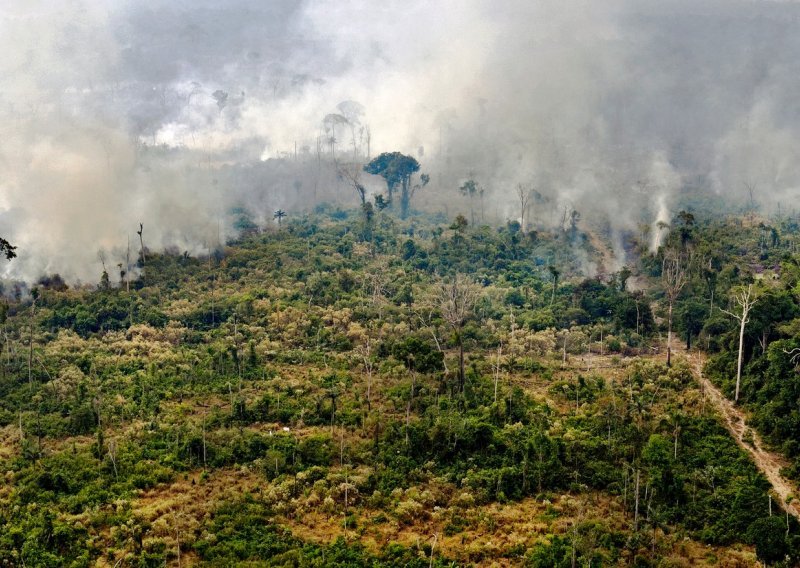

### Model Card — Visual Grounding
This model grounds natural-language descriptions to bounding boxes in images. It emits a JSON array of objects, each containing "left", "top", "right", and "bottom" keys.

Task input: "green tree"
[
  {"left": 363, "top": 152, "right": 425, "bottom": 218},
  {"left": 0, "top": 237, "right": 15, "bottom": 260},
  {"left": 548, "top": 265, "right": 560, "bottom": 307},
  {"left": 678, "top": 297, "right": 706, "bottom": 349},
  {"left": 391, "top": 336, "right": 444, "bottom": 374},
  {"left": 676, "top": 210, "right": 695, "bottom": 247},
  {"left": 748, "top": 289, "right": 797, "bottom": 355},
  {"left": 747, "top": 516, "right": 789, "bottom": 566}
]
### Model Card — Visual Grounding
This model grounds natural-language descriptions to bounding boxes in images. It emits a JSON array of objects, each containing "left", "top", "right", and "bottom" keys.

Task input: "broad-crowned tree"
[{"left": 363, "top": 152, "right": 426, "bottom": 219}]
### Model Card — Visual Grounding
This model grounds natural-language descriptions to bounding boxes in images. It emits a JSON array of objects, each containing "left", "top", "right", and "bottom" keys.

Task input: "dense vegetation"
[{"left": 0, "top": 206, "right": 799, "bottom": 566}]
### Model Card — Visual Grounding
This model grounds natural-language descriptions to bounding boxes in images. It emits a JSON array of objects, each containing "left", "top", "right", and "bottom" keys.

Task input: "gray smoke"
[{"left": 2, "top": 0, "right": 800, "bottom": 282}]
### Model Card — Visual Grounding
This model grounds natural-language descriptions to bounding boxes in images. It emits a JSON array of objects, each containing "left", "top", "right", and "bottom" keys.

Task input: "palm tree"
[
  {"left": 459, "top": 179, "right": 480, "bottom": 226},
  {"left": 548, "top": 265, "right": 560, "bottom": 306},
  {"left": 273, "top": 209, "right": 287, "bottom": 228}
]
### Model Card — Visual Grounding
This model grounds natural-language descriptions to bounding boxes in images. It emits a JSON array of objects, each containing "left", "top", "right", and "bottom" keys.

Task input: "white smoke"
[
  {"left": 647, "top": 154, "right": 682, "bottom": 251},
  {"left": 2, "top": 0, "right": 800, "bottom": 282}
]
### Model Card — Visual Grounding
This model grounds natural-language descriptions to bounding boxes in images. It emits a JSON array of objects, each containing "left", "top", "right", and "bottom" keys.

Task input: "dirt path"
[{"left": 687, "top": 352, "right": 800, "bottom": 521}]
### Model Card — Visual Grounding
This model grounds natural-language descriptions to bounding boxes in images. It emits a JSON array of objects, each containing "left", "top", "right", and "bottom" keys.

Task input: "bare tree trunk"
[
  {"left": 202, "top": 413, "right": 207, "bottom": 470},
  {"left": 176, "top": 524, "right": 182, "bottom": 568},
  {"left": 721, "top": 285, "right": 757, "bottom": 402},
  {"left": 28, "top": 300, "right": 34, "bottom": 390},
  {"left": 735, "top": 314, "right": 746, "bottom": 401},
  {"left": 623, "top": 468, "right": 628, "bottom": 517},
  {"left": 107, "top": 438, "right": 118, "bottom": 479},
  {"left": 405, "top": 372, "right": 416, "bottom": 445},
  {"left": 600, "top": 325, "right": 604, "bottom": 357},
  {"left": 365, "top": 359, "right": 373, "bottom": 412},
  {"left": 517, "top": 183, "right": 532, "bottom": 234},
  {"left": 458, "top": 335, "right": 465, "bottom": 394},
  {"left": 667, "top": 301, "right": 673, "bottom": 367},
  {"left": 634, "top": 469, "right": 640, "bottom": 531},
  {"left": 234, "top": 313, "right": 241, "bottom": 389},
  {"left": 674, "top": 424, "right": 679, "bottom": 459},
  {"left": 429, "top": 534, "right": 438, "bottom": 568},
  {"left": 126, "top": 236, "right": 131, "bottom": 293},
  {"left": 137, "top": 223, "right": 145, "bottom": 269},
  {"left": 435, "top": 275, "right": 480, "bottom": 395},
  {"left": 493, "top": 345, "right": 502, "bottom": 404},
  {"left": 662, "top": 252, "right": 688, "bottom": 369}
]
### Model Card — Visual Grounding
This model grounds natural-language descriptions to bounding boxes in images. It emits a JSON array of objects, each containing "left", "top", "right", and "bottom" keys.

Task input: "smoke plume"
[{"left": 2, "top": 0, "right": 800, "bottom": 282}]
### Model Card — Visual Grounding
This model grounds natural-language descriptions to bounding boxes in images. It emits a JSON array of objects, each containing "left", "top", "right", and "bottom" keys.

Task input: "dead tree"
[
  {"left": 493, "top": 344, "right": 503, "bottom": 404},
  {"left": 662, "top": 251, "right": 688, "bottom": 367},
  {"left": 337, "top": 162, "right": 367, "bottom": 206},
  {"left": 516, "top": 183, "right": 533, "bottom": 233},
  {"left": 720, "top": 284, "right": 758, "bottom": 402},
  {"left": 744, "top": 181, "right": 758, "bottom": 220},
  {"left": 125, "top": 236, "right": 131, "bottom": 292},
  {"left": 435, "top": 274, "right": 481, "bottom": 393},
  {"left": 355, "top": 335, "right": 376, "bottom": 411},
  {"left": 28, "top": 288, "right": 39, "bottom": 390},
  {"left": 137, "top": 223, "right": 145, "bottom": 268},
  {"left": 782, "top": 347, "right": 800, "bottom": 371}
]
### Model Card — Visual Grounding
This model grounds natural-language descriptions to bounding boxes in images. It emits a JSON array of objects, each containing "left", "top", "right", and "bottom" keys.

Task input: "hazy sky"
[{"left": 2, "top": 0, "right": 800, "bottom": 281}]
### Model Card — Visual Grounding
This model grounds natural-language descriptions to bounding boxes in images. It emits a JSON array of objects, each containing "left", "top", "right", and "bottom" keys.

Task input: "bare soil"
[{"left": 686, "top": 351, "right": 800, "bottom": 521}]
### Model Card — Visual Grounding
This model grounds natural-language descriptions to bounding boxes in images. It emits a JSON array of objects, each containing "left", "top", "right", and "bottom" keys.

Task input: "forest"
[
  {"left": 5, "top": 1, "right": 800, "bottom": 566},
  {"left": 1, "top": 194, "right": 800, "bottom": 566}
]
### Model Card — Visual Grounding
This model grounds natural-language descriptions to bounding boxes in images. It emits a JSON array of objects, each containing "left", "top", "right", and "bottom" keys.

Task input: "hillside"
[{"left": 0, "top": 210, "right": 799, "bottom": 566}]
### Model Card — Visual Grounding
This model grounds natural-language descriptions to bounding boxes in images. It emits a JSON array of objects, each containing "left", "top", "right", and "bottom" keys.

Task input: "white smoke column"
[
  {"left": 651, "top": 193, "right": 671, "bottom": 251},
  {"left": 647, "top": 153, "right": 681, "bottom": 252},
  {"left": 610, "top": 228, "right": 626, "bottom": 272}
]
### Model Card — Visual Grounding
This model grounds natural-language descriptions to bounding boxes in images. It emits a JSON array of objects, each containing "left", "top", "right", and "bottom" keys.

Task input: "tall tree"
[
  {"left": 676, "top": 210, "right": 695, "bottom": 248},
  {"left": 548, "top": 265, "right": 560, "bottom": 306},
  {"left": 720, "top": 284, "right": 759, "bottom": 402},
  {"left": 459, "top": 179, "right": 480, "bottom": 226},
  {"left": 273, "top": 209, "right": 287, "bottom": 228},
  {"left": 435, "top": 274, "right": 481, "bottom": 394},
  {"left": 678, "top": 298, "right": 706, "bottom": 350},
  {"left": 363, "top": 152, "right": 425, "bottom": 219},
  {"left": 323, "top": 113, "right": 349, "bottom": 158},
  {"left": 137, "top": 223, "right": 146, "bottom": 269},
  {"left": 662, "top": 250, "right": 688, "bottom": 367},
  {"left": 336, "top": 100, "right": 365, "bottom": 159},
  {"left": 516, "top": 183, "right": 533, "bottom": 234}
]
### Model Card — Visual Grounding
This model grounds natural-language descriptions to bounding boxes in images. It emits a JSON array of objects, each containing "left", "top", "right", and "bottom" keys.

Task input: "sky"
[{"left": 2, "top": 0, "right": 800, "bottom": 281}]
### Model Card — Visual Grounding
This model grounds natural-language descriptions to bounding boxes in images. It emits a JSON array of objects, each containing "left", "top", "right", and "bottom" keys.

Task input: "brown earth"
[{"left": 685, "top": 350, "right": 799, "bottom": 521}]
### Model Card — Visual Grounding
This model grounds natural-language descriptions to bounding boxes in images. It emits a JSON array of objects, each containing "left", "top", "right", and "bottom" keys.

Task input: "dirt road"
[{"left": 687, "top": 353, "right": 800, "bottom": 521}]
